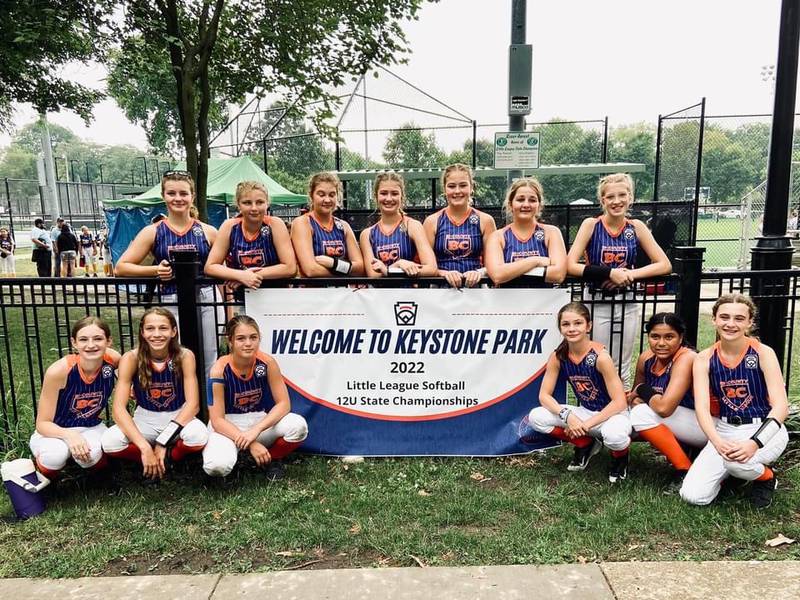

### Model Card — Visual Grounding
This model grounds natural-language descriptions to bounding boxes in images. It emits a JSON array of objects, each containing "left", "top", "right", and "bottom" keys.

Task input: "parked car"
[{"left": 719, "top": 209, "right": 742, "bottom": 218}]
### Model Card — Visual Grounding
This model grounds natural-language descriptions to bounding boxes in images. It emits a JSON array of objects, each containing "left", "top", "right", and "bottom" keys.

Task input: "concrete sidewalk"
[{"left": 1, "top": 561, "right": 798, "bottom": 600}]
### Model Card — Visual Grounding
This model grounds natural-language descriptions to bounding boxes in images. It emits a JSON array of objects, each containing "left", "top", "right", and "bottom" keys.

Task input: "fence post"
[
  {"left": 601, "top": 116, "right": 609, "bottom": 163},
  {"left": 4, "top": 178, "right": 14, "bottom": 241},
  {"left": 691, "top": 98, "right": 707, "bottom": 244},
  {"left": 652, "top": 114, "right": 663, "bottom": 201},
  {"left": 672, "top": 246, "right": 705, "bottom": 347},
  {"left": 172, "top": 249, "right": 207, "bottom": 421},
  {"left": 472, "top": 120, "right": 477, "bottom": 168}
]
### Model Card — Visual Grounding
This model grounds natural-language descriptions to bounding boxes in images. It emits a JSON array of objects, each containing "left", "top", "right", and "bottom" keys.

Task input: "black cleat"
[
  {"left": 608, "top": 453, "right": 629, "bottom": 484},
  {"left": 567, "top": 439, "right": 601, "bottom": 471},
  {"left": 264, "top": 460, "right": 285, "bottom": 482},
  {"left": 750, "top": 476, "right": 778, "bottom": 509}
]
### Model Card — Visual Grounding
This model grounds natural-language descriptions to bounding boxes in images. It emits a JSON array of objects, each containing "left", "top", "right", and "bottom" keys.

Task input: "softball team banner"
[{"left": 247, "top": 287, "right": 569, "bottom": 456}]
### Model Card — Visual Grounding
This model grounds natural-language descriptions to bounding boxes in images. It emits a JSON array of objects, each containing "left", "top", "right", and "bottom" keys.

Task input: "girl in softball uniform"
[
  {"left": 423, "top": 163, "right": 496, "bottom": 288},
  {"left": 29, "top": 316, "right": 121, "bottom": 479},
  {"left": 360, "top": 171, "right": 437, "bottom": 278},
  {"left": 529, "top": 302, "right": 632, "bottom": 483},
  {"left": 205, "top": 180, "right": 296, "bottom": 291},
  {"left": 485, "top": 177, "right": 566, "bottom": 286},
  {"left": 680, "top": 294, "right": 788, "bottom": 509},
  {"left": 629, "top": 313, "right": 709, "bottom": 478},
  {"left": 566, "top": 173, "right": 671, "bottom": 385},
  {"left": 115, "top": 170, "right": 220, "bottom": 378},
  {"left": 101, "top": 308, "right": 208, "bottom": 481},
  {"left": 78, "top": 226, "right": 98, "bottom": 276},
  {"left": 0, "top": 227, "right": 15, "bottom": 276},
  {"left": 291, "top": 172, "right": 364, "bottom": 278},
  {"left": 203, "top": 316, "right": 308, "bottom": 481}
]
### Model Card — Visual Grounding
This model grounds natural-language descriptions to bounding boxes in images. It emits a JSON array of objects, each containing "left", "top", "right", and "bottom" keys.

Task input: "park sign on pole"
[{"left": 494, "top": 132, "right": 541, "bottom": 170}]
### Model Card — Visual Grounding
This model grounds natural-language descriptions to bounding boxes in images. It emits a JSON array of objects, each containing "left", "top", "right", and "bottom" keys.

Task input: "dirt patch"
[{"left": 101, "top": 550, "right": 216, "bottom": 576}]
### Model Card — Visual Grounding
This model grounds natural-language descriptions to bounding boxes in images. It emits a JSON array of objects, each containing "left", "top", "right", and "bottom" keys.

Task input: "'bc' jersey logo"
[
  {"left": 323, "top": 240, "right": 345, "bottom": 257},
  {"left": 570, "top": 375, "right": 598, "bottom": 403},
  {"left": 720, "top": 379, "right": 754, "bottom": 412}
]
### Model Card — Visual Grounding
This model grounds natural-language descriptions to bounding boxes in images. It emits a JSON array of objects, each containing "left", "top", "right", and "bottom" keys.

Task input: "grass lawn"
[{"left": 695, "top": 217, "right": 756, "bottom": 269}]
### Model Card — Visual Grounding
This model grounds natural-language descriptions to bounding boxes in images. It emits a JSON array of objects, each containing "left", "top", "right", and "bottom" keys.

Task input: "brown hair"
[
  {"left": 554, "top": 302, "right": 592, "bottom": 361},
  {"left": 712, "top": 293, "right": 757, "bottom": 337},
  {"left": 503, "top": 177, "right": 544, "bottom": 222},
  {"left": 161, "top": 171, "right": 196, "bottom": 197},
  {"left": 236, "top": 180, "right": 270, "bottom": 207},
  {"left": 137, "top": 307, "right": 183, "bottom": 392},
  {"left": 308, "top": 172, "right": 342, "bottom": 206},
  {"left": 224, "top": 314, "right": 260, "bottom": 341},
  {"left": 71, "top": 316, "right": 112, "bottom": 342}
]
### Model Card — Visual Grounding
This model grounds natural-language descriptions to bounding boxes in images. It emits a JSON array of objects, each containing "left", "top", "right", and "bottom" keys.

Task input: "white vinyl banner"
[{"left": 246, "top": 287, "right": 569, "bottom": 455}]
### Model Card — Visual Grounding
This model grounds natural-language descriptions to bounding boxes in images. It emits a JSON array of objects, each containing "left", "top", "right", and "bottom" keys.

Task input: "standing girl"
[
  {"left": 360, "top": 172, "right": 437, "bottom": 278},
  {"left": 78, "top": 225, "right": 98, "bottom": 277},
  {"left": 529, "top": 302, "right": 632, "bottom": 483},
  {"left": 29, "top": 316, "right": 121, "bottom": 479},
  {"left": 485, "top": 177, "right": 566, "bottom": 285},
  {"left": 680, "top": 294, "right": 788, "bottom": 509},
  {"left": 205, "top": 180, "right": 296, "bottom": 290},
  {"left": 424, "top": 164, "right": 496, "bottom": 288},
  {"left": 291, "top": 172, "right": 363, "bottom": 278},
  {"left": 115, "top": 171, "right": 219, "bottom": 377},
  {"left": 0, "top": 227, "right": 15, "bottom": 276},
  {"left": 567, "top": 173, "right": 671, "bottom": 384},
  {"left": 101, "top": 308, "right": 208, "bottom": 480},
  {"left": 203, "top": 316, "right": 308, "bottom": 480},
  {"left": 629, "top": 313, "right": 707, "bottom": 477}
]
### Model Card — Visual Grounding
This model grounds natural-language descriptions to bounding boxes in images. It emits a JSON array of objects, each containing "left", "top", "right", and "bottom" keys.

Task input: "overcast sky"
[{"left": 1, "top": 0, "right": 790, "bottom": 151}]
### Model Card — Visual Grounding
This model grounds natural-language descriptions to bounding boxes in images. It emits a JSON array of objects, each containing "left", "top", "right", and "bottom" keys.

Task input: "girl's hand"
[
  {"left": 239, "top": 269, "right": 263, "bottom": 289},
  {"left": 65, "top": 431, "right": 91, "bottom": 463},
  {"left": 440, "top": 270, "right": 463, "bottom": 288},
  {"left": 723, "top": 439, "right": 759, "bottom": 463},
  {"left": 140, "top": 446, "right": 165, "bottom": 479},
  {"left": 463, "top": 270, "right": 482, "bottom": 288},
  {"left": 712, "top": 438, "right": 737, "bottom": 459},
  {"left": 371, "top": 258, "right": 388, "bottom": 276},
  {"left": 565, "top": 413, "right": 588, "bottom": 438},
  {"left": 608, "top": 268, "right": 634, "bottom": 287},
  {"left": 235, "top": 428, "right": 260, "bottom": 450},
  {"left": 249, "top": 441, "right": 272, "bottom": 466},
  {"left": 154, "top": 444, "right": 169, "bottom": 472},
  {"left": 394, "top": 259, "right": 420, "bottom": 277},
  {"left": 156, "top": 259, "right": 173, "bottom": 281}
]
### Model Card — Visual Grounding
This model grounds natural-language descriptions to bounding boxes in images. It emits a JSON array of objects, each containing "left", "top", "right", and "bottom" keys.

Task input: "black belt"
[{"left": 721, "top": 415, "right": 764, "bottom": 425}]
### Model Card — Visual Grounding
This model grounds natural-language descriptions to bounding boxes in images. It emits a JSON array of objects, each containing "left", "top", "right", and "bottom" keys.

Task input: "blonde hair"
[
  {"left": 441, "top": 163, "right": 475, "bottom": 192},
  {"left": 597, "top": 173, "right": 634, "bottom": 203},
  {"left": 308, "top": 172, "right": 343, "bottom": 207},
  {"left": 236, "top": 180, "right": 270, "bottom": 207},
  {"left": 161, "top": 171, "right": 196, "bottom": 197},
  {"left": 503, "top": 177, "right": 544, "bottom": 221}
]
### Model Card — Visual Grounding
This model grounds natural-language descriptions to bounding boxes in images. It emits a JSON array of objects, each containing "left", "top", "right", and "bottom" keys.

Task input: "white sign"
[{"left": 494, "top": 132, "right": 541, "bottom": 170}]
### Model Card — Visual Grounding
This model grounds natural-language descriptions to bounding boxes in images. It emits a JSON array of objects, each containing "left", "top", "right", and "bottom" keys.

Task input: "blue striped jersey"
[
  {"left": 308, "top": 214, "right": 348, "bottom": 259},
  {"left": 502, "top": 224, "right": 548, "bottom": 262},
  {"left": 53, "top": 354, "right": 116, "bottom": 428},
  {"left": 434, "top": 208, "right": 483, "bottom": 272},
  {"left": 585, "top": 217, "right": 638, "bottom": 269},
  {"left": 0, "top": 237, "right": 12, "bottom": 252},
  {"left": 559, "top": 342, "right": 612, "bottom": 412},
  {"left": 79, "top": 233, "right": 94, "bottom": 249},
  {"left": 369, "top": 218, "right": 417, "bottom": 266},
  {"left": 153, "top": 219, "right": 211, "bottom": 294},
  {"left": 709, "top": 341, "right": 771, "bottom": 420},
  {"left": 643, "top": 347, "right": 694, "bottom": 410},
  {"left": 225, "top": 217, "right": 279, "bottom": 270},
  {"left": 133, "top": 354, "right": 185, "bottom": 412},
  {"left": 214, "top": 352, "right": 275, "bottom": 415}
]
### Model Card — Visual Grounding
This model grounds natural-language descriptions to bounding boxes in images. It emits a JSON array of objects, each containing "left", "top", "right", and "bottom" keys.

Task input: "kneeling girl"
[
  {"left": 529, "top": 302, "right": 632, "bottom": 483},
  {"left": 203, "top": 315, "right": 308, "bottom": 480},
  {"left": 102, "top": 308, "right": 208, "bottom": 480}
]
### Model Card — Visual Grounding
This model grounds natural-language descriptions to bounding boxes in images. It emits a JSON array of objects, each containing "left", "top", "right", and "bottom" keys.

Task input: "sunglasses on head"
[{"left": 163, "top": 170, "right": 192, "bottom": 178}]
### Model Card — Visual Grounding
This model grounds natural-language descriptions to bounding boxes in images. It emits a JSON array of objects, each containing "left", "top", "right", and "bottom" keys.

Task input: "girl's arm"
[
  {"left": 204, "top": 219, "right": 239, "bottom": 281},
  {"left": 463, "top": 211, "right": 497, "bottom": 288},
  {"left": 290, "top": 216, "right": 332, "bottom": 277},
  {"left": 343, "top": 223, "right": 364, "bottom": 276},
  {"left": 692, "top": 350, "right": 728, "bottom": 448},
  {"left": 543, "top": 225, "right": 567, "bottom": 283},
  {"left": 537, "top": 354, "right": 564, "bottom": 414},
  {"left": 647, "top": 350, "right": 696, "bottom": 418},
  {"left": 407, "top": 219, "right": 438, "bottom": 276},
  {"left": 115, "top": 225, "right": 162, "bottom": 277},
  {"left": 248, "top": 355, "right": 291, "bottom": 435},
  {"left": 360, "top": 227, "right": 385, "bottom": 278},
  {"left": 110, "top": 352, "right": 153, "bottom": 453},
  {"left": 173, "top": 349, "right": 200, "bottom": 425},
  {"left": 630, "top": 220, "right": 672, "bottom": 279},
  {"left": 207, "top": 365, "right": 244, "bottom": 442},
  {"left": 582, "top": 353, "right": 628, "bottom": 429},
  {"left": 628, "top": 353, "right": 648, "bottom": 403},
  {"left": 255, "top": 217, "right": 297, "bottom": 279},
  {"left": 485, "top": 230, "right": 547, "bottom": 285}
]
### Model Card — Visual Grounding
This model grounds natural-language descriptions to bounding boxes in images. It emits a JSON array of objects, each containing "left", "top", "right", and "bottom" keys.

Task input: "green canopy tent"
[{"left": 103, "top": 157, "right": 306, "bottom": 262}]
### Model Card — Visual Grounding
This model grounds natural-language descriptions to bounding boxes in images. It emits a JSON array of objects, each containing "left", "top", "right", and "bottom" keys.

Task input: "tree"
[
  {"left": 0, "top": 1, "right": 115, "bottom": 130},
  {"left": 108, "top": 0, "right": 426, "bottom": 220},
  {"left": 607, "top": 122, "right": 656, "bottom": 201}
]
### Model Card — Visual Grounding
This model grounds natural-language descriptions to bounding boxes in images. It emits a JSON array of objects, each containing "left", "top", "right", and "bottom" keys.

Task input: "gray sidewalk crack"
[
  {"left": 207, "top": 573, "right": 223, "bottom": 599},
  {"left": 598, "top": 564, "right": 619, "bottom": 600}
]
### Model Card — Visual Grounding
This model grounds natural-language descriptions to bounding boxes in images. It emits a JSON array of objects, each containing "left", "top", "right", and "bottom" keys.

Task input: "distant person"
[
  {"left": 30, "top": 218, "right": 52, "bottom": 277},
  {"left": 97, "top": 226, "right": 113, "bottom": 276},
  {"left": 78, "top": 225, "right": 98, "bottom": 277},
  {"left": 56, "top": 223, "right": 79, "bottom": 277},
  {"left": 0, "top": 227, "right": 16, "bottom": 277},
  {"left": 50, "top": 217, "right": 64, "bottom": 277}
]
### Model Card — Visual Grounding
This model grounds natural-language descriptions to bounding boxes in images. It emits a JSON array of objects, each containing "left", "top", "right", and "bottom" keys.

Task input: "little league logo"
[
  {"left": 469, "top": 214, "right": 479, "bottom": 225},
  {"left": 394, "top": 301, "right": 418, "bottom": 326},
  {"left": 192, "top": 225, "right": 204, "bottom": 237},
  {"left": 534, "top": 229, "right": 545, "bottom": 241},
  {"left": 254, "top": 363, "right": 267, "bottom": 378},
  {"left": 335, "top": 220, "right": 344, "bottom": 230},
  {"left": 744, "top": 355, "right": 759, "bottom": 369},
  {"left": 102, "top": 365, "right": 114, "bottom": 378},
  {"left": 585, "top": 352, "right": 597, "bottom": 367},
  {"left": 624, "top": 228, "right": 635, "bottom": 240},
  {"left": 261, "top": 226, "right": 271, "bottom": 238}
]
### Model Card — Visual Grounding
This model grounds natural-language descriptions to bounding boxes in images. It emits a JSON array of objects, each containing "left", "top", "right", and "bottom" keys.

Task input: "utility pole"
[
  {"left": 38, "top": 113, "right": 60, "bottom": 220},
  {"left": 508, "top": 0, "right": 532, "bottom": 183}
]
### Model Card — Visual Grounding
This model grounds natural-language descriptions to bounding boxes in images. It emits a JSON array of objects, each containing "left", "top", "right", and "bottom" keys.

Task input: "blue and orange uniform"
[
  {"left": 215, "top": 352, "right": 275, "bottom": 415},
  {"left": 584, "top": 216, "right": 639, "bottom": 272},
  {"left": 226, "top": 216, "right": 279, "bottom": 271},
  {"left": 53, "top": 354, "right": 117, "bottom": 428},
  {"left": 560, "top": 342, "right": 611, "bottom": 412},
  {"left": 133, "top": 356, "right": 185, "bottom": 413},
  {"left": 153, "top": 219, "right": 211, "bottom": 294},
  {"left": 0, "top": 237, "right": 12, "bottom": 254},
  {"left": 434, "top": 208, "right": 483, "bottom": 273},
  {"left": 369, "top": 219, "right": 417, "bottom": 267},
  {"left": 708, "top": 340, "right": 771, "bottom": 421},
  {"left": 502, "top": 224, "right": 548, "bottom": 262},
  {"left": 643, "top": 347, "right": 694, "bottom": 410},
  {"left": 308, "top": 214, "right": 348, "bottom": 260},
  {"left": 79, "top": 233, "right": 94, "bottom": 250}
]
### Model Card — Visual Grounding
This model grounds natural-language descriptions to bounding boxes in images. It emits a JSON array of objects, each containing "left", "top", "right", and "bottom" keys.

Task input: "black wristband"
[
  {"left": 583, "top": 264, "right": 613, "bottom": 282},
  {"left": 635, "top": 383, "right": 657, "bottom": 403}
]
